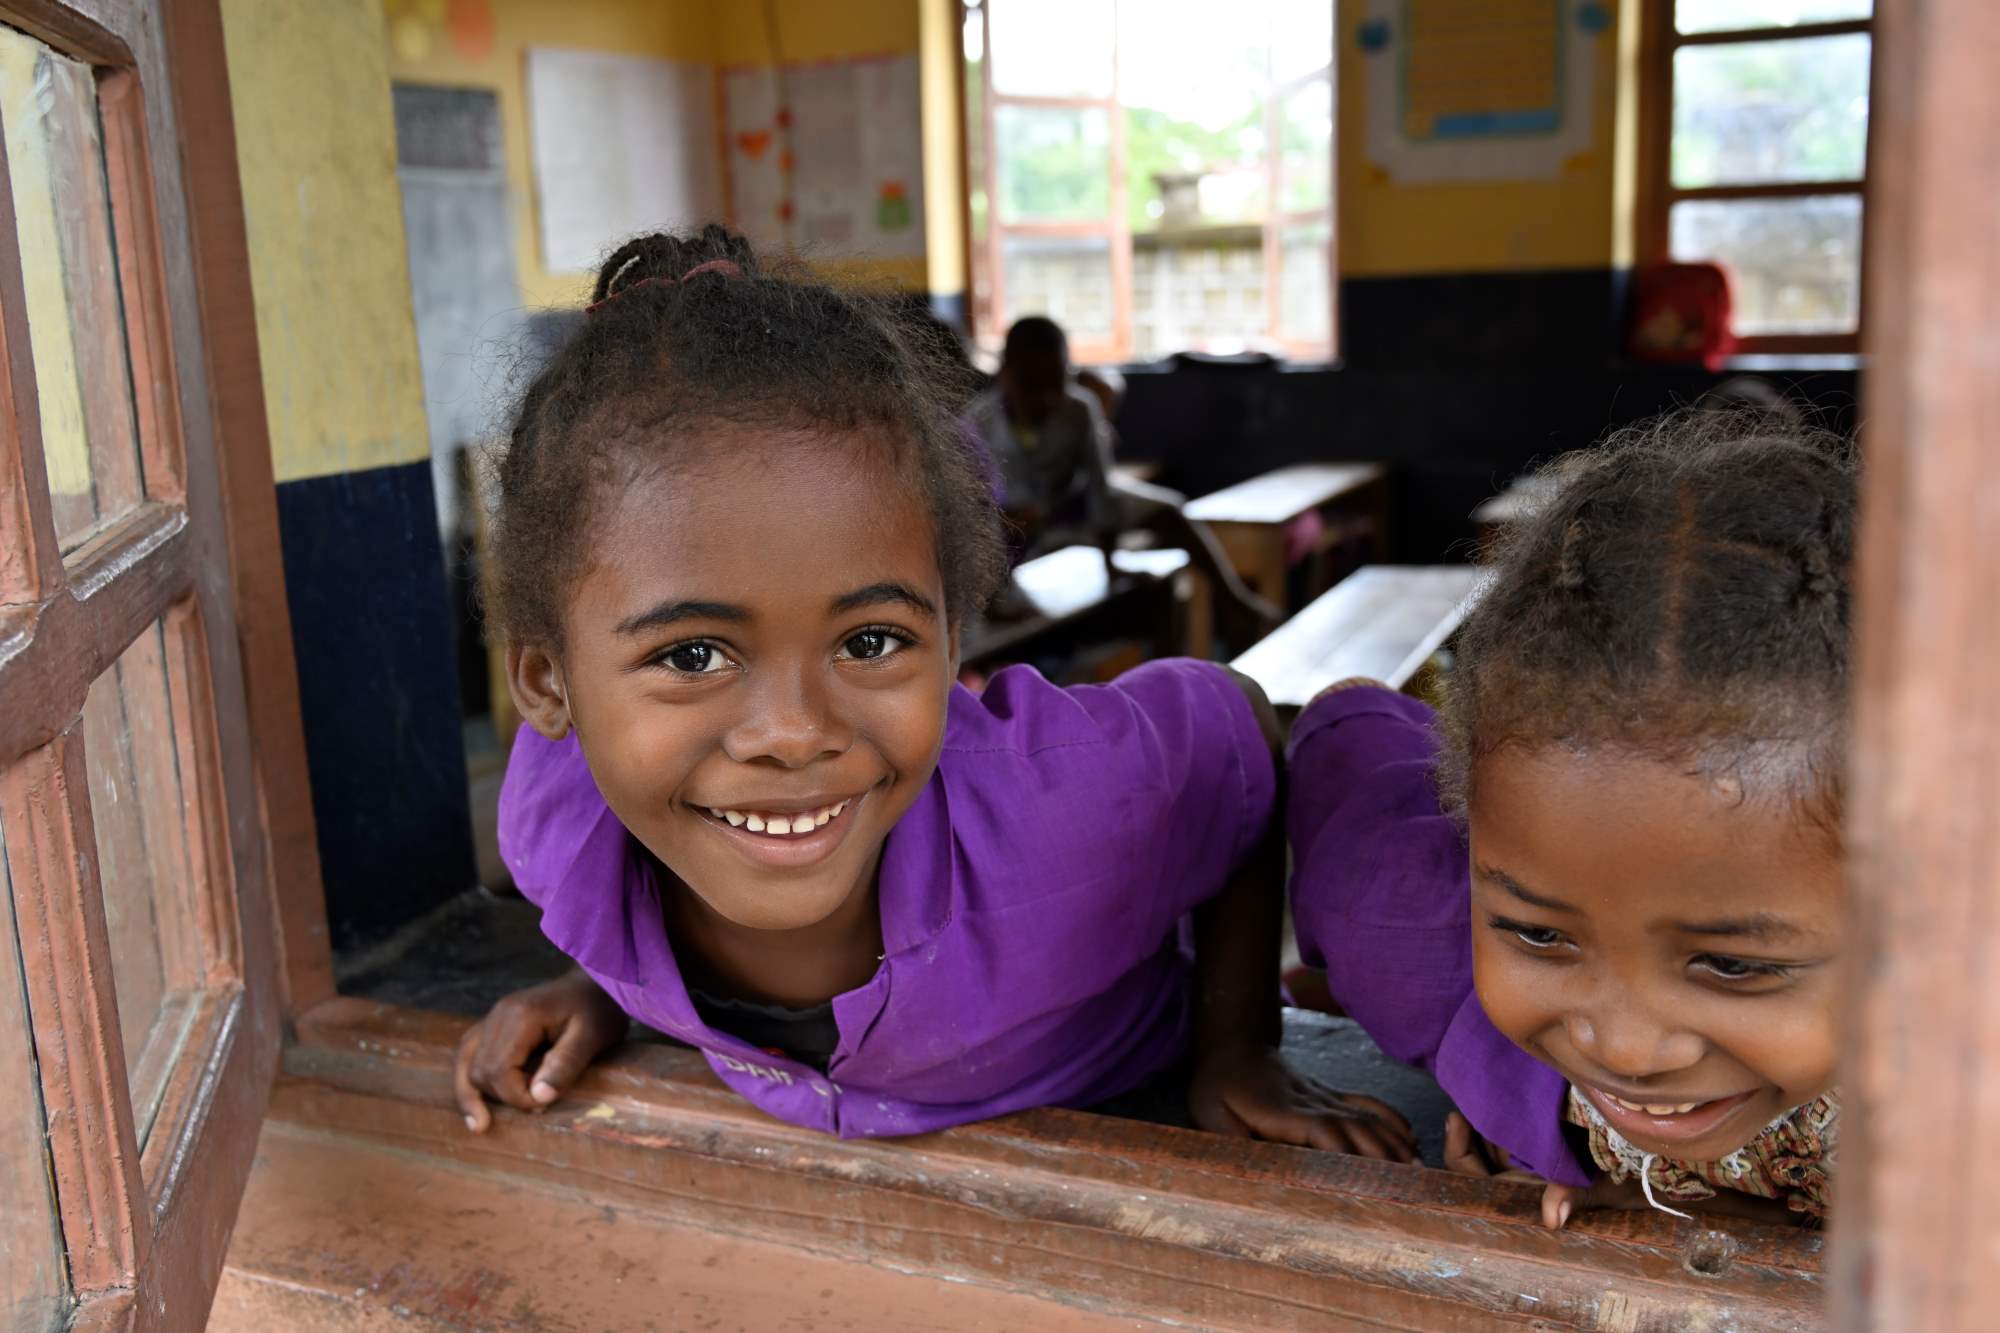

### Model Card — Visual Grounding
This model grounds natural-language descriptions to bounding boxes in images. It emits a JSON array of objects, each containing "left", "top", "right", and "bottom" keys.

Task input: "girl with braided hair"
[
  {"left": 451, "top": 226, "right": 1413, "bottom": 1159},
  {"left": 1288, "top": 410, "right": 1853, "bottom": 1228}
]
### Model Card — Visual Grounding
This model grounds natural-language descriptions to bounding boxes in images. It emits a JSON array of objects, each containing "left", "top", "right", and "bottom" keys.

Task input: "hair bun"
[{"left": 593, "top": 225, "right": 758, "bottom": 304}]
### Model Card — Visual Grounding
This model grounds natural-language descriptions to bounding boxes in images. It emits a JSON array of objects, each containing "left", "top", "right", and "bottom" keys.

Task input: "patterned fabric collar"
[{"left": 1564, "top": 1087, "right": 1838, "bottom": 1225}]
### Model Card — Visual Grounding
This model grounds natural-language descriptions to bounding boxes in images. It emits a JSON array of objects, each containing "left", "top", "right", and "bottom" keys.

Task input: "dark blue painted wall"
[{"left": 276, "top": 459, "right": 474, "bottom": 952}]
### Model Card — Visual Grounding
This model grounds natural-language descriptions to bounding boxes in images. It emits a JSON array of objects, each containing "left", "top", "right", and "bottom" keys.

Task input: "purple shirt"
[
  {"left": 1286, "top": 686, "right": 1592, "bottom": 1187},
  {"left": 499, "top": 659, "right": 1274, "bottom": 1138}
]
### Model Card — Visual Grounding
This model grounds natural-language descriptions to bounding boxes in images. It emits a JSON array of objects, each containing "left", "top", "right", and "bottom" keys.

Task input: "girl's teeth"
[
  {"left": 713, "top": 801, "right": 852, "bottom": 836},
  {"left": 1607, "top": 1094, "right": 1701, "bottom": 1115}
]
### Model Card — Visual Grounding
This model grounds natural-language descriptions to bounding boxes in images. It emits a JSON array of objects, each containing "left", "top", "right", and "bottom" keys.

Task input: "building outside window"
[{"left": 965, "top": 0, "right": 1335, "bottom": 363}]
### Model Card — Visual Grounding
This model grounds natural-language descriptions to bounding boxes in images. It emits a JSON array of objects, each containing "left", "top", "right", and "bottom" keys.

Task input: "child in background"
[
  {"left": 453, "top": 226, "right": 1412, "bottom": 1160},
  {"left": 1289, "top": 411, "right": 1851, "bottom": 1227},
  {"left": 962, "top": 316, "right": 1280, "bottom": 651}
]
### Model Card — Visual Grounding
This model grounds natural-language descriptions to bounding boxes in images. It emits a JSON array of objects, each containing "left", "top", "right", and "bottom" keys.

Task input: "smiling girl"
[
  {"left": 1289, "top": 412, "right": 1852, "bottom": 1227},
  {"left": 450, "top": 227, "right": 1412, "bottom": 1160}
]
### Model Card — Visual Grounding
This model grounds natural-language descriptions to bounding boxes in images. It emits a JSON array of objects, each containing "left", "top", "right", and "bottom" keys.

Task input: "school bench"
[
  {"left": 1183, "top": 462, "right": 1390, "bottom": 613},
  {"left": 1230, "top": 565, "right": 1487, "bottom": 715},
  {"left": 961, "top": 544, "right": 1209, "bottom": 671},
  {"left": 1470, "top": 473, "right": 1558, "bottom": 559}
]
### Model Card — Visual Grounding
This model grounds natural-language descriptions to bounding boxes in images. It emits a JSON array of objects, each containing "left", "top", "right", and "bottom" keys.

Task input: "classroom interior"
[{"left": 4, "top": 0, "right": 1955, "bottom": 1327}]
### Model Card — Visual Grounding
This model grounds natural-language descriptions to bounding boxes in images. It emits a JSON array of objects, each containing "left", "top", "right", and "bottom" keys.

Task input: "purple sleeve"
[
  {"left": 1285, "top": 686, "right": 1474, "bottom": 1075},
  {"left": 968, "top": 659, "right": 1277, "bottom": 925}
]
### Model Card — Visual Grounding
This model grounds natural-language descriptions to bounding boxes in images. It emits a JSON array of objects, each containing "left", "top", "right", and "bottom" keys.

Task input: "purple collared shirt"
[
  {"left": 499, "top": 658, "right": 1274, "bottom": 1138},
  {"left": 1286, "top": 686, "right": 1592, "bottom": 1187}
]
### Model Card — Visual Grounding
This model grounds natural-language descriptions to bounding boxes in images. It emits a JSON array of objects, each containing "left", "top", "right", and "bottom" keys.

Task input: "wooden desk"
[
  {"left": 1184, "top": 463, "right": 1389, "bottom": 611},
  {"left": 1470, "top": 474, "right": 1557, "bottom": 560},
  {"left": 1230, "top": 565, "right": 1486, "bottom": 712},
  {"left": 963, "top": 546, "right": 1200, "bottom": 670}
]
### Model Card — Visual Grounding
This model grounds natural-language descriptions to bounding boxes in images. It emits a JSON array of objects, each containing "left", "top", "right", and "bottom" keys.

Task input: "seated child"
[
  {"left": 1289, "top": 411, "right": 1852, "bottom": 1227},
  {"left": 961, "top": 316, "right": 1280, "bottom": 650},
  {"left": 452, "top": 226, "right": 1412, "bottom": 1159}
]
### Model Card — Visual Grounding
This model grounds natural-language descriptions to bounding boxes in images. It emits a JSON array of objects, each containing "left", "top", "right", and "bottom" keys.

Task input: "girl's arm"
[{"left": 1182, "top": 669, "right": 1419, "bottom": 1163}]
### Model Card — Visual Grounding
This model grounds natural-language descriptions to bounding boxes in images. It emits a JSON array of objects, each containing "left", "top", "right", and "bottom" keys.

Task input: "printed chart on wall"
[
  {"left": 526, "top": 47, "right": 723, "bottom": 274},
  {"left": 721, "top": 55, "right": 926, "bottom": 261},
  {"left": 1357, "top": 0, "right": 1612, "bottom": 183}
]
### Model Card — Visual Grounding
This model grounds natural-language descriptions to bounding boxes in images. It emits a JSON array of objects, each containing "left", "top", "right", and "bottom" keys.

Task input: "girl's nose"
[
  {"left": 721, "top": 666, "right": 851, "bottom": 769},
  {"left": 1564, "top": 1005, "right": 1705, "bottom": 1082}
]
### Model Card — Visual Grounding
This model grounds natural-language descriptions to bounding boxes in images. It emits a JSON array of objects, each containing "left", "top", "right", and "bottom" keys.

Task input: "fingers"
[
  {"left": 1541, "top": 1182, "right": 1581, "bottom": 1230},
  {"left": 1336, "top": 1094, "right": 1417, "bottom": 1158},
  {"left": 1245, "top": 1105, "right": 1416, "bottom": 1164},
  {"left": 527, "top": 1015, "right": 615, "bottom": 1105},
  {"left": 1443, "top": 1111, "right": 1491, "bottom": 1177},
  {"left": 453, "top": 1026, "right": 492, "bottom": 1134}
]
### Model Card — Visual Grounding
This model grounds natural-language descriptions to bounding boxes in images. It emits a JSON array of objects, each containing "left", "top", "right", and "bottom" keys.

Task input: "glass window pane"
[
  {"left": 989, "top": 0, "right": 1114, "bottom": 98},
  {"left": 1001, "top": 234, "right": 1115, "bottom": 349},
  {"left": 1272, "top": 0, "right": 1335, "bottom": 83},
  {"left": 995, "top": 105, "right": 1111, "bottom": 222},
  {"left": 1279, "top": 77, "right": 1332, "bottom": 213},
  {"left": 0, "top": 826, "right": 69, "bottom": 1327},
  {"left": 1670, "top": 195, "right": 1862, "bottom": 336},
  {"left": 1676, "top": 0, "right": 1869, "bottom": 34},
  {"left": 0, "top": 27, "right": 146, "bottom": 552},
  {"left": 81, "top": 621, "right": 198, "bottom": 1145},
  {"left": 1132, "top": 235, "right": 1267, "bottom": 361},
  {"left": 1672, "top": 35, "right": 1869, "bottom": 187},
  {"left": 1275, "top": 217, "right": 1332, "bottom": 347}
]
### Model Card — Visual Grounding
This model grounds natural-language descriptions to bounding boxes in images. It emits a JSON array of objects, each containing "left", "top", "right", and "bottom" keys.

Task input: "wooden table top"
[
  {"left": 965, "top": 546, "right": 1191, "bottom": 663},
  {"left": 1231, "top": 565, "right": 1486, "bottom": 708},
  {"left": 1184, "top": 463, "right": 1387, "bottom": 526}
]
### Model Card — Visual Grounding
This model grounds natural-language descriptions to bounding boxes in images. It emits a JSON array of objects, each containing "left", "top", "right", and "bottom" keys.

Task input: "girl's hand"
[
  {"left": 453, "top": 969, "right": 630, "bottom": 1133},
  {"left": 1443, "top": 1110, "right": 1643, "bottom": 1228},
  {"left": 1188, "top": 1044, "right": 1419, "bottom": 1162}
]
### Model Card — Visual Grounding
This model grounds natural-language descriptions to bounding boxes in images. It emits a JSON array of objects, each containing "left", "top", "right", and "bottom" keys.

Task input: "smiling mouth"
[
  {"left": 1577, "top": 1082, "right": 1758, "bottom": 1147},
  {"left": 702, "top": 799, "right": 851, "bottom": 838}
]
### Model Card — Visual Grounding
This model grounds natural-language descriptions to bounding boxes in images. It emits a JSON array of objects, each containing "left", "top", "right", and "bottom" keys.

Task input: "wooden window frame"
[
  {"left": 1636, "top": 2, "right": 1872, "bottom": 355},
  {"left": 0, "top": 0, "right": 300, "bottom": 1324},
  {"left": 0, "top": 2, "right": 1975, "bottom": 1327},
  {"left": 970, "top": 0, "right": 1335, "bottom": 364}
]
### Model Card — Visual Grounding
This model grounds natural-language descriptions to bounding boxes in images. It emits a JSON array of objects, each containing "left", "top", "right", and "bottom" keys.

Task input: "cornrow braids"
[
  {"left": 491, "top": 225, "right": 1008, "bottom": 652},
  {"left": 1438, "top": 408, "right": 1857, "bottom": 840}
]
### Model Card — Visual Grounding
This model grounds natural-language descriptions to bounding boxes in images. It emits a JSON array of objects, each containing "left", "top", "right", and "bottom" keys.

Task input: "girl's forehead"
[
  {"left": 577, "top": 433, "right": 943, "bottom": 604},
  {"left": 1467, "top": 746, "right": 1843, "bottom": 925}
]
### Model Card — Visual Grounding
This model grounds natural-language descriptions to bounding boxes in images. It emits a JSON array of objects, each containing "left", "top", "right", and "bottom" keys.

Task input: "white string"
[{"left": 1637, "top": 1153, "right": 1695, "bottom": 1221}]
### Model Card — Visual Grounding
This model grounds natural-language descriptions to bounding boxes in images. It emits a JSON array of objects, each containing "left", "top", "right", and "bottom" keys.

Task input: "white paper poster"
[
  {"left": 721, "top": 54, "right": 926, "bottom": 261},
  {"left": 526, "top": 46, "right": 724, "bottom": 274}
]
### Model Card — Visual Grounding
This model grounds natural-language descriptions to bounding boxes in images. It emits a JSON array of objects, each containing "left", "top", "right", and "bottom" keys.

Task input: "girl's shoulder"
[
  {"left": 496, "top": 726, "right": 629, "bottom": 910},
  {"left": 931, "top": 659, "right": 1275, "bottom": 905},
  {"left": 946, "top": 658, "right": 1269, "bottom": 802}
]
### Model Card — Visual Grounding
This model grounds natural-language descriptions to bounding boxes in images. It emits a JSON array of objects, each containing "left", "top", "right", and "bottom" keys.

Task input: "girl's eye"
[
  {"left": 660, "top": 641, "right": 730, "bottom": 675},
  {"left": 1691, "top": 954, "right": 1793, "bottom": 982},
  {"left": 1487, "top": 916, "right": 1568, "bottom": 951},
  {"left": 840, "top": 628, "right": 910, "bottom": 661}
]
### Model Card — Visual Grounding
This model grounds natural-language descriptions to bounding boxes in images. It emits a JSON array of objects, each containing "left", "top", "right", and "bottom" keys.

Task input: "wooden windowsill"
[{"left": 278, "top": 997, "right": 1826, "bottom": 1329}]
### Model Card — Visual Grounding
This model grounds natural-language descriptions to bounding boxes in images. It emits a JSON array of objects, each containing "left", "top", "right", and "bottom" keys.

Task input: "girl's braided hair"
[
  {"left": 492, "top": 225, "right": 1007, "bottom": 650},
  {"left": 1439, "top": 408, "right": 1857, "bottom": 839}
]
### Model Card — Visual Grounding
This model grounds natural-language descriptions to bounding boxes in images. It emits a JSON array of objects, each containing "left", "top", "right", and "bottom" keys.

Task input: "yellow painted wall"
[
  {"left": 382, "top": 0, "right": 717, "bottom": 310},
  {"left": 221, "top": 0, "right": 432, "bottom": 484},
  {"left": 1337, "top": 0, "right": 1622, "bottom": 278}
]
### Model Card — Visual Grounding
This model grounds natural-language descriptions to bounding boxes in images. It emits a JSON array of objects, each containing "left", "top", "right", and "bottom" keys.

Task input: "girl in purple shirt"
[
  {"left": 451, "top": 226, "right": 1412, "bottom": 1159},
  {"left": 1291, "top": 412, "right": 1852, "bottom": 1228}
]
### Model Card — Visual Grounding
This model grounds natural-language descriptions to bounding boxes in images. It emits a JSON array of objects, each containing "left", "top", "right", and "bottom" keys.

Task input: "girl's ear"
[{"left": 508, "top": 642, "right": 574, "bottom": 740}]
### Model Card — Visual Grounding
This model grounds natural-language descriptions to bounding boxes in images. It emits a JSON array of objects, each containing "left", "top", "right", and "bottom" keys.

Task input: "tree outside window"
[
  {"left": 1643, "top": 0, "right": 1871, "bottom": 352},
  {"left": 965, "top": 0, "right": 1335, "bottom": 364}
]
